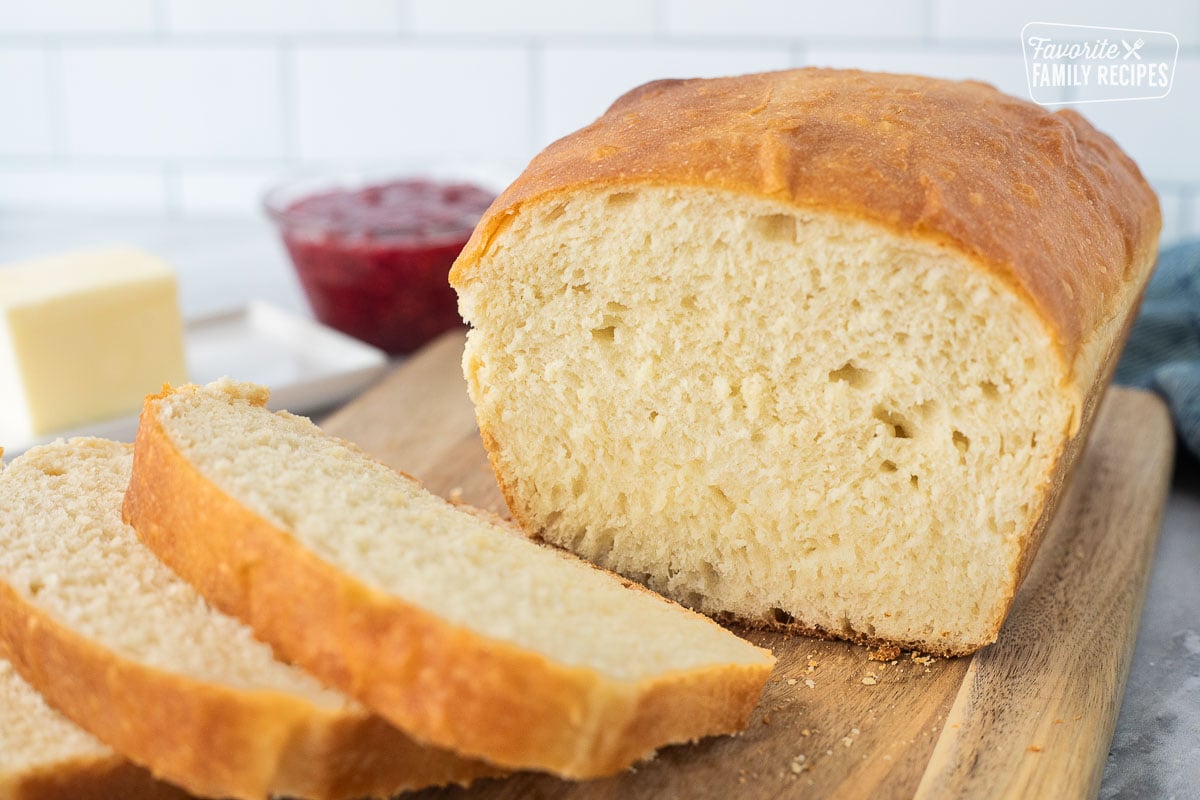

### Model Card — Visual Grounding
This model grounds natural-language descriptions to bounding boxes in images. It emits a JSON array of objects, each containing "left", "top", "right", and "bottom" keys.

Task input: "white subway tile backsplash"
[
  {"left": 0, "top": 0, "right": 156, "bottom": 35},
  {"left": 934, "top": 0, "right": 1200, "bottom": 45},
  {"left": 0, "top": 4, "right": 1194, "bottom": 220},
  {"left": 802, "top": 48, "right": 1054, "bottom": 103},
  {"left": 663, "top": 0, "right": 927, "bottom": 39},
  {"left": 165, "top": 0, "right": 402, "bottom": 35},
  {"left": 294, "top": 46, "right": 530, "bottom": 161},
  {"left": 0, "top": 166, "right": 166, "bottom": 211},
  {"left": 177, "top": 168, "right": 283, "bottom": 216},
  {"left": 409, "top": 0, "right": 656, "bottom": 36},
  {"left": 1071, "top": 57, "right": 1200, "bottom": 184},
  {"left": 61, "top": 46, "right": 284, "bottom": 159},
  {"left": 0, "top": 49, "right": 54, "bottom": 156},
  {"left": 540, "top": 46, "right": 791, "bottom": 145}
]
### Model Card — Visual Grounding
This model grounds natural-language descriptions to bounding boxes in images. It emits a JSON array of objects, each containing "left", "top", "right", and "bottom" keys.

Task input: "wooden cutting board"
[{"left": 322, "top": 331, "right": 1175, "bottom": 800}]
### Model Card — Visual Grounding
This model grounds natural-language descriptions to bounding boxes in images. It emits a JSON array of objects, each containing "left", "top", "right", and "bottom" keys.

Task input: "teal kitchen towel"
[{"left": 1115, "top": 240, "right": 1200, "bottom": 460}]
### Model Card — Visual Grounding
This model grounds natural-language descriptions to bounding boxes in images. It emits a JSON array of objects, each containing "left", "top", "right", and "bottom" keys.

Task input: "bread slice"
[
  {"left": 1, "top": 658, "right": 193, "bottom": 800},
  {"left": 448, "top": 68, "right": 1161, "bottom": 656},
  {"left": 123, "top": 380, "right": 775, "bottom": 779},
  {"left": 0, "top": 438, "right": 496, "bottom": 800}
]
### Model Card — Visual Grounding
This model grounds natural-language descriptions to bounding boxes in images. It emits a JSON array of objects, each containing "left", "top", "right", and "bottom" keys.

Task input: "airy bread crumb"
[{"left": 126, "top": 380, "right": 776, "bottom": 779}]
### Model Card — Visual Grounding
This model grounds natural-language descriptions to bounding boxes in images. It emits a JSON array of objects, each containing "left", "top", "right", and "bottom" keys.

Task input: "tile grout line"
[
  {"left": 0, "top": 31, "right": 1043, "bottom": 50},
  {"left": 163, "top": 162, "right": 182, "bottom": 218},
  {"left": 278, "top": 40, "right": 299, "bottom": 164},
  {"left": 151, "top": 0, "right": 169, "bottom": 38},
  {"left": 44, "top": 40, "right": 68, "bottom": 159},
  {"left": 652, "top": 0, "right": 669, "bottom": 37},
  {"left": 922, "top": 0, "right": 938, "bottom": 45},
  {"left": 527, "top": 39, "right": 544, "bottom": 156},
  {"left": 395, "top": 0, "right": 413, "bottom": 34},
  {"left": 790, "top": 41, "right": 806, "bottom": 68}
]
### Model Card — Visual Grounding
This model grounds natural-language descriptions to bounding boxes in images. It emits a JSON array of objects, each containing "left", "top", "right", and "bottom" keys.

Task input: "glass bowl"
[{"left": 264, "top": 169, "right": 498, "bottom": 355}]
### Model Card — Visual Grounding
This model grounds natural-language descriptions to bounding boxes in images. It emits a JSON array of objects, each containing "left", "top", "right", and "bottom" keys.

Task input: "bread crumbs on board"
[{"left": 868, "top": 644, "right": 902, "bottom": 661}]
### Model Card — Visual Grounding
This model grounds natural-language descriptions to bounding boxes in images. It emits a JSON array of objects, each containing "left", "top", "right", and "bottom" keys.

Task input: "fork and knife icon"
[{"left": 1122, "top": 38, "right": 1145, "bottom": 60}]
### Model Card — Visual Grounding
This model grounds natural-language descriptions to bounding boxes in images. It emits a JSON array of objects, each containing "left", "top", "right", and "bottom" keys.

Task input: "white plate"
[{"left": 2, "top": 302, "right": 388, "bottom": 457}]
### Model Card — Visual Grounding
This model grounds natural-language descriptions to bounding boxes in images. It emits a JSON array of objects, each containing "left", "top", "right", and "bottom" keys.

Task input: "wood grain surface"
[{"left": 321, "top": 331, "right": 1175, "bottom": 800}]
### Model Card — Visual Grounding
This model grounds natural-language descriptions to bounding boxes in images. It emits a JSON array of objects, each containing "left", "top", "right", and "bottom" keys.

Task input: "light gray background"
[{"left": 1, "top": 2, "right": 1197, "bottom": 796}]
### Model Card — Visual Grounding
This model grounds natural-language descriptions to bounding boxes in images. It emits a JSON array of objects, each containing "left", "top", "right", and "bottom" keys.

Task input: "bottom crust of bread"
[{"left": 4, "top": 757, "right": 193, "bottom": 800}]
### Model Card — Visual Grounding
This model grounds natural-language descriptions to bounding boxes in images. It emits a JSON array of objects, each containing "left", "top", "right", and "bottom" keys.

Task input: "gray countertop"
[
  {"left": 2, "top": 212, "right": 1197, "bottom": 798},
  {"left": 1102, "top": 454, "right": 1200, "bottom": 800}
]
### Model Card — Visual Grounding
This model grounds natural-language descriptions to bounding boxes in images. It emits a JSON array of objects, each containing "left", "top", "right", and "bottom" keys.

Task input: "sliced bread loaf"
[
  {"left": 448, "top": 68, "right": 1161, "bottom": 656},
  {"left": 0, "top": 658, "right": 191, "bottom": 800},
  {"left": 124, "top": 380, "right": 775, "bottom": 779},
  {"left": 0, "top": 438, "right": 496, "bottom": 800}
]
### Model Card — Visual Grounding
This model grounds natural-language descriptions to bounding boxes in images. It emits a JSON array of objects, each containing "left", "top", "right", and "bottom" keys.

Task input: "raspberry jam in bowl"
[{"left": 265, "top": 174, "right": 495, "bottom": 355}]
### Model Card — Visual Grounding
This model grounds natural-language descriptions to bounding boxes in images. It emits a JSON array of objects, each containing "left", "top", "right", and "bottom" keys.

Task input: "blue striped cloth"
[{"left": 1115, "top": 240, "right": 1200, "bottom": 460}]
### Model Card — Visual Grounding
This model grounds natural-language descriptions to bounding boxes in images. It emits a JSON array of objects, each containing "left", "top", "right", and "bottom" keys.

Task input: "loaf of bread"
[
  {"left": 449, "top": 68, "right": 1161, "bottom": 656},
  {"left": 123, "top": 380, "right": 775, "bottom": 778},
  {"left": 0, "top": 438, "right": 497, "bottom": 800},
  {"left": 1, "top": 659, "right": 191, "bottom": 800}
]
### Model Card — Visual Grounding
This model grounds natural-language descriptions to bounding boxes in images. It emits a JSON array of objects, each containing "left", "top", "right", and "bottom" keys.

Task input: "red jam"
[{"left": 276, "top": 179, "right": 494, "bottom": 354}]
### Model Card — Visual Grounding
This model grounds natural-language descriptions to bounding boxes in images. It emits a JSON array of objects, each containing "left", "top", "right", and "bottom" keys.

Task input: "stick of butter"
[{"left": 0, "top": 247, "right": 188, "bottom": 437}]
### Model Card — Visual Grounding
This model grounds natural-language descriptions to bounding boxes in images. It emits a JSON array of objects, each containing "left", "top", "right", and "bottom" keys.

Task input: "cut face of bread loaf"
[
  {"left": 449, "top": 68, "right": 1162, "bottom": 656},
  {"left": 123, "top": 380, "right": 775, "bottom": 778},
  {"left": 0, "top": 438, "right": 496, "bottom": 800}
]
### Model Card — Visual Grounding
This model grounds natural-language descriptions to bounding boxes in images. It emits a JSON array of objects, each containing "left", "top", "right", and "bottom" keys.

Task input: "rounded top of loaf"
[{"left": 451, "top": 67, "right": 1160, "bottom": 384}]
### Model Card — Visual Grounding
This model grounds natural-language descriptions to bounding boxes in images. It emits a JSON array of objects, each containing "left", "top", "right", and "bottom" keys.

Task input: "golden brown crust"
[
  {"left": 124, "top": 390, "right": 775, "bottom": 779},
  {"left": 0, "top": 460, "right": 498, "bottom": 800},
  {"left": 4, "top": 757, "right": 193, "bottom": 800},
  {"left": 0, "top": 579, "right": 497, "bottom": 800},
  {"left": 992, "top": 275, "right": 1150, "bottom": 630},
  {"left": 451, "top": 68, "right": 1161, "bottom": 394}
]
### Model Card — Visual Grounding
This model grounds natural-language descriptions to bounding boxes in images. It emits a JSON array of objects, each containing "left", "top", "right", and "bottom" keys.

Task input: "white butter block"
[{"left": 0, "top": 247, "right": 188, "bottom": 438}]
